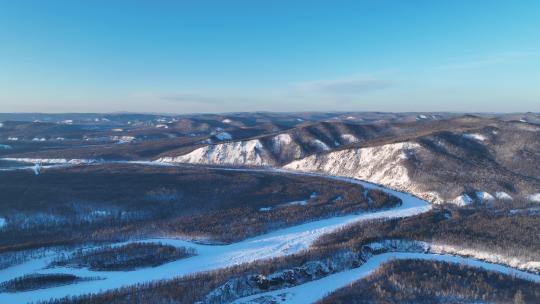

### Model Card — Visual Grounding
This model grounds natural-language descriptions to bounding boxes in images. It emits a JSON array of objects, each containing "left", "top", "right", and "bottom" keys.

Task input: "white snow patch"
[
  {"left": 495, "top": 191, "right": 513, "bottom": 201},
  {"left": 528, "top": 193, "right": 540, "bottom": 203},
  {"left": 452, "top": 194, "right": 473, "bottom": 206},
  {"left": 216, "top": 132, "right": 233, "bottom": 141},
  {"left": 61, "top": 120, "right": 73, "bottom": 124},
  {"left": 272, "top": 134, "right": 292, "bottom": 152},
  {"left": 32, "top": 137, "right": 46, "bottom": 142},
  {"left": 475, "top": 191, "right": 495, "bottom": 203},
  {"left": 112, "top": 128, "right": 123, "bottom": 132},
  {"left": 273, "top": 133, "right": 292, "bottom": 146},
  {"left": 111, "top": 135, "right": 135, "bottom": 143},
  {"left": 283, "top": 200, "right": 308, "bottom": 207},
  {"left": 156, "top": 124, "right": 169, "bottom": 129},
  {"left": 33, "top": 163, "right": 41, "bottom": 175},
  {"left": 7, "top": 137, "right": 18, "bottom": 141},
  {"left": 464, "top": 133, "right": 487, "bottom": 141},
  {"left": 340, "top": 134, "right": 358, "bottom": 144},
  {"left": 222, "top": 118, "right": 232, "bottom": 124},
  {"left": 259, "top": 207, "right": 272, "bottom": 212}
]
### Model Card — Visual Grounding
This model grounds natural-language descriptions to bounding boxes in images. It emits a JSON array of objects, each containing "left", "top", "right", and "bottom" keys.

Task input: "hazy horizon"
[{"left": 0, "top": 111, "right": 538, "bottom": 120}]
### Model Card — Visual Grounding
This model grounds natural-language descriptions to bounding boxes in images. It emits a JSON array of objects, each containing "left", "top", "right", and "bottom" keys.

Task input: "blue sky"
[{"left": 1, "top": 0, "right": 539, "bottom": 113}]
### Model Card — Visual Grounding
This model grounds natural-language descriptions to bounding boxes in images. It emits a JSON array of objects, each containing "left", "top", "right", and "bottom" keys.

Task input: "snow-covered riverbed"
[{"left": 0, "top": 165, "right": 430, "bottom": 303}]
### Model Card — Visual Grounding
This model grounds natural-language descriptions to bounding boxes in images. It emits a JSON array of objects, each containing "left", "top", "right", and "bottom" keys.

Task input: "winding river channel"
[{"left": 0, "top": 161, "right": 538, "bottom": 303}]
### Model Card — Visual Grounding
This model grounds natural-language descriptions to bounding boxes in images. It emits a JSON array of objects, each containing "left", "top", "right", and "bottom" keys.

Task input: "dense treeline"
[
  {"left": 1, "top": 164, "right": 401, "bottom": 252},
  {"left": 157, "top": 189, "right": 399, "bottom": 243},
  {"left": 317, "top": 259, "right": 540, "bottom": 304},
  {"left": 1, "top": 274, "right": 86, "bottom": 292},
  {"left": 0, "top": 248, "right": 48, "bottom": 270},
  {"left": 51, "top": 243, "right": 195, "bottom": 271},
  {"left": 315, "top": 206, "right": 540, "bottom": 261}
]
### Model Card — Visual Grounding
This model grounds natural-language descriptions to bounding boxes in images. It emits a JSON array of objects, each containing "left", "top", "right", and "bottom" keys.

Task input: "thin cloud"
[
  {"left": 294, "top": 76, "right": 393, "bottom": 96},
  {"left": 129, "top": 90, "right": 273, "bottom": 113},
  {"left": 129, "top": 74, "right": 395, "bottom": 112},
  {"left": 434, "top": 51, "right": 536, "bottom": 70},
  {"left": 159, "top": 92, "right": 222, "bottom": 104}
]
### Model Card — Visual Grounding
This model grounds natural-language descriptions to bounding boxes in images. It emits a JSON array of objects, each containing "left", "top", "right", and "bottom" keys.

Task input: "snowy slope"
[
  {"left": 157, "top": 139, "right": 275, "bottom": 166},
  {"left": 282, "top": 142, "right": 445, "bottom": 203},
  {"left": 495, "top": 191, "right": 513, "bottom": 201},
  {"left": 154, "top": 121, "right": 368, "bottom": 166},
  {"left": 452, "top": 194, "right": 473, "bottom": 206}
]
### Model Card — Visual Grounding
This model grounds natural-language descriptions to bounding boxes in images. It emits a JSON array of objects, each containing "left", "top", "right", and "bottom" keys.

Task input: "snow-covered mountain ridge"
[
  {"left": 156, "top": 121, "right": 366, "bottom": 166},
  {"left": 155, "top": 117, "right": 540, "bottom": 205}
]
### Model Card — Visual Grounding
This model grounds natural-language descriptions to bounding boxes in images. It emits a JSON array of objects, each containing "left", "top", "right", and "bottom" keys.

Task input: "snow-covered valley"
[
  {"left": 0, "top": 169, "right": 431, "bottom": 303},
  {"left": 1, "top": 164, "right": 539, "bottom": 303}
]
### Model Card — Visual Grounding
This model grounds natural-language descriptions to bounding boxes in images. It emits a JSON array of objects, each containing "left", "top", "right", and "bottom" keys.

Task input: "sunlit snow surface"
[
  {"left": 0, "top": 164, "right": 431, "bottom": 303},
  {"left": 463, "top": 133, "right": 487, "bottom": 141}
]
